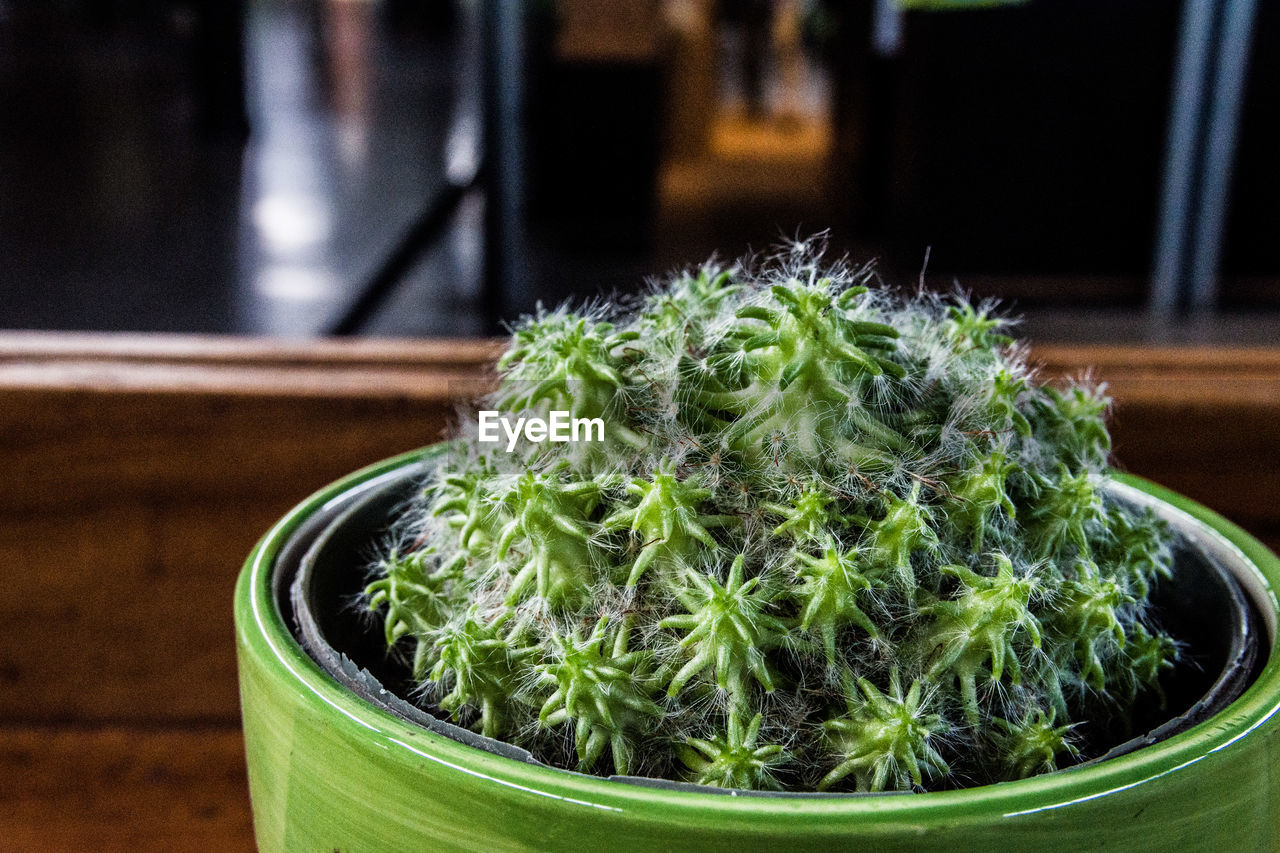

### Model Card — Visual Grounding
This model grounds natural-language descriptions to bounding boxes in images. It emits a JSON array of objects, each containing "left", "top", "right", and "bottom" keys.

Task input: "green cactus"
[
  {"left": 365, "top": 548, "right": 455, "bottom": 649},
  {"left": 425, "top": 612, "right": 533, "bottom": 739},
  {"left": 820, "top": 668, "right": 950, "bottom": 792},
  {"left": 677, "top": 710, "right": 789, "bottom": 790},
  {"left": 603, "top": 459, "right": 735, "bottom": 587},
  {"left": 659, "top": 553, "right": 789, "bottom": 704},
  {"left": 365, "top": 245, "right": 1180, "bottom": 792},
  {"left": 1050, "top": 559, "right": 1133, "bottom": 691},
  {"left": 922, "top": 554, "right": 1043, "bottom": 723},
  {"left": 790, "top": 535, "right": 886, "bottom": 664},
  {"left": 993, "top": 708, "right": 1080, "bottom": 780},
  {"left": 534, "top": 618, "right": 663, "bottom": 775},
  {"left": 494, "top": 467, "right": 600, "bottom": 608},
  {"left": 946, "top": 450, "right": 1018, "bottom": 550},
  {"left": 763, "top": 485, "right": 840, "bottom": 544}
]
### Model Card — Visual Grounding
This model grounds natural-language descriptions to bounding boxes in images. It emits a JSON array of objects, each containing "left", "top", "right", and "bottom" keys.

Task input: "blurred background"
[{"left": 1, "top": 0, "right": 1276, "bottom": 342}]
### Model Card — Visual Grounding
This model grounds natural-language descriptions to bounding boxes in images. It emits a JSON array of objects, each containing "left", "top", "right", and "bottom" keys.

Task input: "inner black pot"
[{"left": 277, "top": 460, "right": 1268, "bottom": 796}]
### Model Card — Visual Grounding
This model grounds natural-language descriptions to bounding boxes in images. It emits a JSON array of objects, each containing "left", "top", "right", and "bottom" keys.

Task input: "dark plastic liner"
[{"left": 278, "top": 461, "right": 1267, "bottom": 797}]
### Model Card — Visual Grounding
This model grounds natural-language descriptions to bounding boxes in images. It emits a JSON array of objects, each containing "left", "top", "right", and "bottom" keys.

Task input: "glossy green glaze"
[{"left": 236, "top": 450, "right": 1280, "bottom": 852}]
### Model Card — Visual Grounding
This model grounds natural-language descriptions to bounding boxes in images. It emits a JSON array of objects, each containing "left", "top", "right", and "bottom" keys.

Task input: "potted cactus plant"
[{"left": 236, "top": 244, "right": 1280, "bottom": 851}]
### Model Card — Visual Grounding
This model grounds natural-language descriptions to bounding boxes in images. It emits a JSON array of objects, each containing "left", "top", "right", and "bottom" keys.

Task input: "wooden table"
[{"left": 1, "top": 334, "right": 1276, "bottom": 851}]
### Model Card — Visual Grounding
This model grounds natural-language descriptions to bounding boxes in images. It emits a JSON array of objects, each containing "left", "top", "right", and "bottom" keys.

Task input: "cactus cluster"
[{"left": 364, "top": 243, "right": 1178, "bottom": 792}]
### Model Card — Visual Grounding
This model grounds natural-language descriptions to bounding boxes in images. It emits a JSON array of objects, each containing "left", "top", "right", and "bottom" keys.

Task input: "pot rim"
[{"left": 236, "top": 445, "right": 1280, "bottom": 823}]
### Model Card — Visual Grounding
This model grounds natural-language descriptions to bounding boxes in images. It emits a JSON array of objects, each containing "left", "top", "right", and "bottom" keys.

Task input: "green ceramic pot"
[{"left": 236, "top": 447, "right": 1280, "bottom": 852}]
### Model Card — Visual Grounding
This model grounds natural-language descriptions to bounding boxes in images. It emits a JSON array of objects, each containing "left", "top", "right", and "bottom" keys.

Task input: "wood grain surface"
[
  {"left": 1, "top": 332, "right": 1277, "bottom": 851},
  {"left": 0, "top": 337, "right": 496, "bottom": 725},
  {"left": 0, "top": 726, "right": 253, "bottom": 853}
]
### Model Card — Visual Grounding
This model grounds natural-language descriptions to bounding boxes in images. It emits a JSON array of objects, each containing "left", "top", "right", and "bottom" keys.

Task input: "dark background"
[{"left": 1, "top": 0, "right": 1276, "bottom": 342}]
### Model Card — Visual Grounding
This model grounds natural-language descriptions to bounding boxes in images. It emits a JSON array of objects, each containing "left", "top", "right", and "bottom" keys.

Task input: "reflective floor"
[
  {"left": 0, "top": 0, "right": 837, "bottom": 338},
  {"left": 2, "top": 0, "right": 1277, "bottom": 344},
  {"left": 0, "top": 0, "right": 483, "bottom": 337}
]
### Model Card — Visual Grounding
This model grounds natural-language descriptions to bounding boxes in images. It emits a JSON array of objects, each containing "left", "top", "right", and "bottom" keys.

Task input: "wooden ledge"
[
  {"left": 0, "top": 332, "right": 503, "bottom": 366},
  {"left": 2, "top": 332, "right": 1277, "bottom": 402},
  {"left": 0, "top": 333, "right": 502, "bottom": 399}
]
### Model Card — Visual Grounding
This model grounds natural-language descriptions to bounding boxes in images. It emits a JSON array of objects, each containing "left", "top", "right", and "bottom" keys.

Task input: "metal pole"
[
  {"left": 1187, "top": 0, "right": 1260, "bottom": 310},
  {"left": 481, "top": 0, "right": 527, "bottom": 332},
  {"left": 1150, "top": 0, "right": 1218, "bottom": 316}
]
